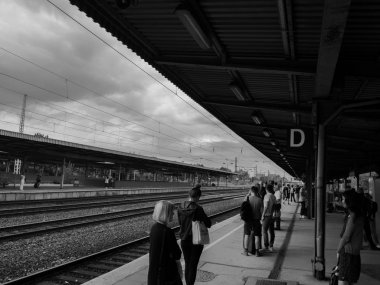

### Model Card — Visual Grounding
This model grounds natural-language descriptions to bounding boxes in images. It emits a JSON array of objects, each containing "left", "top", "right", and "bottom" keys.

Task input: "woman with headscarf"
[{"left": 148, "top": 200, "right": 183, "bottom": 285}]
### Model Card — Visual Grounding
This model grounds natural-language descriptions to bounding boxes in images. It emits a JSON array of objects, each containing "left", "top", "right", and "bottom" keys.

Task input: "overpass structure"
[{"left": 67, "top": 0, "right": 380, "bottom": 279}]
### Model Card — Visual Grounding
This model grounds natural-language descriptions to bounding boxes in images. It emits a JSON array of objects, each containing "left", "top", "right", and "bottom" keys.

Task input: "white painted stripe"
[{"left": 203, "top": 223, "right": 244, "bottom": 252}]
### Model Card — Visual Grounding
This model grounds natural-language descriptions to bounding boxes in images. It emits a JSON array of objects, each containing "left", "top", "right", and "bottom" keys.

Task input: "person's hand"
[{"left": 176, "top": 260, "right": 183, "bottom": 279}]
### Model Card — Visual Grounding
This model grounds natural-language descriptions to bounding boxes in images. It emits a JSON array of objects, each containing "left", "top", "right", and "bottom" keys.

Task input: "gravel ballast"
[{"left": 0, "top": 198, "right": 242, "bottom": 283}]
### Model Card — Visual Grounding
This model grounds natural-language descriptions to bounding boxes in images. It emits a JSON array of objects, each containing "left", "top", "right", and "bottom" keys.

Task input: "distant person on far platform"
[
  {"left": 104, "top": 176, "right": 109, "bottom": 189},
  {"left": 261, "top": 184, "right": 276, "bottom": 252},
  {"left": 34, "top": 174, "right": 41, "bottom": 189}
]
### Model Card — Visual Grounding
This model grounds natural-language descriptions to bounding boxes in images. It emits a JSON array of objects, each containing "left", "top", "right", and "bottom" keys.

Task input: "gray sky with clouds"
[{"left": 0, "top": 0, "right": 290, "bottom": 178}]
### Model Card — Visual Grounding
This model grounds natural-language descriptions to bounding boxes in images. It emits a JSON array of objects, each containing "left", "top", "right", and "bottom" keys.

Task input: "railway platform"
[
  {"left": 82, "top": 204, "right": 380, "bottom": 285},
  {"left": 0, "top": 185, "right": 244, "bottom": 201}
]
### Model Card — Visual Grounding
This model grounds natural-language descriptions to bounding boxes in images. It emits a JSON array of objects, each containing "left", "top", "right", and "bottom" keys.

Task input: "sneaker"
[
  {"left": 241, "top": 249, "right": 251, "bottom": 256},
  {"left": 269, "top": 247, "right": 274, "bottom": 252},
  {"left": 255, "top": 250, "right": 261, "bottom": 257}
]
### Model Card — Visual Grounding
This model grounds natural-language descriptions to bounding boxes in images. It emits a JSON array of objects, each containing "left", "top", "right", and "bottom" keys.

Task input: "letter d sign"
[{"left": 290, "top": 129, "right": 305, "bottom": 147}]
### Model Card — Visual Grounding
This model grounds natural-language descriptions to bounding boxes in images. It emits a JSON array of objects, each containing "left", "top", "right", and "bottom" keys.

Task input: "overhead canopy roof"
[
  {"left": 69, "top": 0, "right": 380, "bottom": 179},
  {"left": 0, "top": 129, "right": 232, "bottom": 176}
]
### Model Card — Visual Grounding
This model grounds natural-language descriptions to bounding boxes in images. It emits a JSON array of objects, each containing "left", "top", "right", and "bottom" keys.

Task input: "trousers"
[
  {"left": 181, "top": 240, "right": 204, "bottom": 285},
  {"left": 262, "top": 216, "right": 275, "bottom": 248}
]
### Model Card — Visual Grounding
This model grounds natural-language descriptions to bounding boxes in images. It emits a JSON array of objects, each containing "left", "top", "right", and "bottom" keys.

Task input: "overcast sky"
[{"left": 0, "top": 0, "right": 291, "bottom": 178}]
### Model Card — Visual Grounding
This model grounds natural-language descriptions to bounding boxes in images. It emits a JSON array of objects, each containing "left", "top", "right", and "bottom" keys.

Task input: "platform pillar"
[{"left": 313, "top": 124, "right": 326, "bottom": 280}]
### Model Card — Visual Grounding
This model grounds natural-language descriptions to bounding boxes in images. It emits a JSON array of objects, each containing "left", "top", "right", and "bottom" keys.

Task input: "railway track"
[
  {"left": 0, "top": 194, "right": 244, "bottom": 241},
  {"left": 3, "top": 206, "right": 241, "bottom": 285},
  {"left": 0, "top": 188, "right": 246, "bottom": 217}
]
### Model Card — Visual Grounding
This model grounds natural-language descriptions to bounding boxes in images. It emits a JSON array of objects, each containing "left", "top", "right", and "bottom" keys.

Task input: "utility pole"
[
  {"left": 19, "top": 94, "right": 27, "bottom": 133},
  {"left": 15, "top": 94, "right": 27, "bottom": 175}
]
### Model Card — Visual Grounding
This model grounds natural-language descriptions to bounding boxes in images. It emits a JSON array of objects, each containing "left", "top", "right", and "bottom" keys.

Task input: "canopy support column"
[{"left": 314, "top": 124, "right": 326, "bottom": 279}]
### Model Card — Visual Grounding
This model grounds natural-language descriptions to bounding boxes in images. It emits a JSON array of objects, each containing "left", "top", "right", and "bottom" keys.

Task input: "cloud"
[{"left": 0, "top": 0, "right": 290, "bottom": 177}]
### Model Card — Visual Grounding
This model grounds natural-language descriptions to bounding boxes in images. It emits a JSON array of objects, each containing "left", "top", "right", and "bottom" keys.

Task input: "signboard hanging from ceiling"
[{"left": 287, "top": 129, "right": 312, "bottom": 151}]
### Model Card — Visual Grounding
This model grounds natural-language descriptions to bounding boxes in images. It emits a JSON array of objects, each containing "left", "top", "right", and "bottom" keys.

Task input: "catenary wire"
[
  {"left": 45, "top": 0, "right": 257, "bottom": 152},
  {"left": 0, "top": 46, "right": 212, "bottom": 151},
  {"left": 0, "top": 102, "right": 219, "bottom": 164},
  {"left": 0, "top": 84, "right": 225, "bottom": 164}
]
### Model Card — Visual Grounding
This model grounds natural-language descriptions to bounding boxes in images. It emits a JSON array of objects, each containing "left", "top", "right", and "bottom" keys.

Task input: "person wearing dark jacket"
[
  {"left": 177, "top": 187, "right": 211, "bottom": 285},
  {"left": 357, "top": 188, "right": 379, "bottom": 250},
  {"left": 148, "top": 200, "right": 183, "bottom": 285}
]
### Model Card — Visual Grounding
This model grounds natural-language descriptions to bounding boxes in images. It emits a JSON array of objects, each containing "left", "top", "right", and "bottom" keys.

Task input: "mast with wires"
[{"left": 19, "top": 94, "right": 27, "bottom": 133}]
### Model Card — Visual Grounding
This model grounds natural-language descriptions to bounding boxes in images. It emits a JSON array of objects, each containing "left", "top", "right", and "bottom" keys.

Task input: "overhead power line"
[
  {"left": 0, "top": 100, "right": 221, "bottom": 165},
  {"left": 45, "top": 0, "right": 247, "bottom": 148},
  {"left": 0, "top": 46, "right": 211, "bottom": 151}
]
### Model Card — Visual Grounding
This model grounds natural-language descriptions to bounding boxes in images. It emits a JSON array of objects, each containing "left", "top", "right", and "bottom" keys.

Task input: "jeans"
[
  {"left": 181, "top": 240, "right": 204, "bottom": 285},
  {"left": 262, "top": 216, "right": 275, "bottom": 248}
]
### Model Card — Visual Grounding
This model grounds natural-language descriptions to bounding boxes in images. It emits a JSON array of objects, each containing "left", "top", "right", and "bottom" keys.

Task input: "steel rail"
[
  {"left": 3, "top": 206, "right": 241, "bottom": 285},
  {"left": 0, "top": 194, "right": 244, "bottom": 241},
  {"left": 0, "top": 188, "right": 246, "bottom": 217}
]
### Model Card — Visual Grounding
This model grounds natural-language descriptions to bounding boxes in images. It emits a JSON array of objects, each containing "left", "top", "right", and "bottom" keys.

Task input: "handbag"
[
  {"left": 240, "top": 196, "right": 253, "bottom": 223},
  {"left": 192, "top": 220, "right": 210, "bottom": 245},
  {"left": 329, "top": 255, "right": 339, "bottom": 285},
  {"left": 329, "top": 265, "right": 338, "bottom": 285}
]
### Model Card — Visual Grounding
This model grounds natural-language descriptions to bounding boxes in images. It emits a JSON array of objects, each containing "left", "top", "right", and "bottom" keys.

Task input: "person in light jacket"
[
  {"left": 177, "top": 186, "right": 211, "bottom": 285},
  {"left": 148, "top": 200, "right": 183, "bottom": 285}
]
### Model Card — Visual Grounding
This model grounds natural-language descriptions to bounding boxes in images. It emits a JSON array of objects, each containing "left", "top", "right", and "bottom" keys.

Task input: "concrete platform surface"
[{"left": 82, "top": 204, "right": 380, "bottom": 285}]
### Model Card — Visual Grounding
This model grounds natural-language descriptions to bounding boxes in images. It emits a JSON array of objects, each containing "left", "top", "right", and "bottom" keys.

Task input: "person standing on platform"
[
  {"left": 259, "top": 183, "right": 267, "bottom": 200},
  {"left": 336, "top": 190, "right": 364, "bottom": 285},
  {"left": 177, "top": 186, "right": 211, "bottom": 285},
  {"left": 34, "top": 174, "right": 41, "bottom": 189},
  {"left": 148, "top": 200, "right": 183, "bottom": 285},
  {"left": 366, "top": 194, "right": 380, "bottom": 247},
  {"left": 299, "top": 187, "right": 307, "bottom": 219},
  {"left": 295, "top": 185, "right": 300, "bottom": 203},
  {"left": 242, "top": 186, "right": 263, "bottom": 256},
  {"left": 109, "top": 176, "right": 114, "bottom": 188},
  {"left": 290, "top": 185, "right": 295, "bottom": 203},
  {"left": 104, "top": 176, "right": 109, "bottom": 189},
  {"left": 261, "top": 184, "right": 276, "bottom": 252},
  {"left": 357, "top": 188, "right": 379, "bottom": 250},
  {"left": 283, "top": 184, "right": 290, "bottom": 205},
  {"left": 273, "top": 185, "right": 282, "bottom": 230}
]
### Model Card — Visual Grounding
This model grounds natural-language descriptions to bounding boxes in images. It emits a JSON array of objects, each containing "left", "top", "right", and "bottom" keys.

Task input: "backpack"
[{"left": 240, "top": 196, "right": 253, "bottom": 223}]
